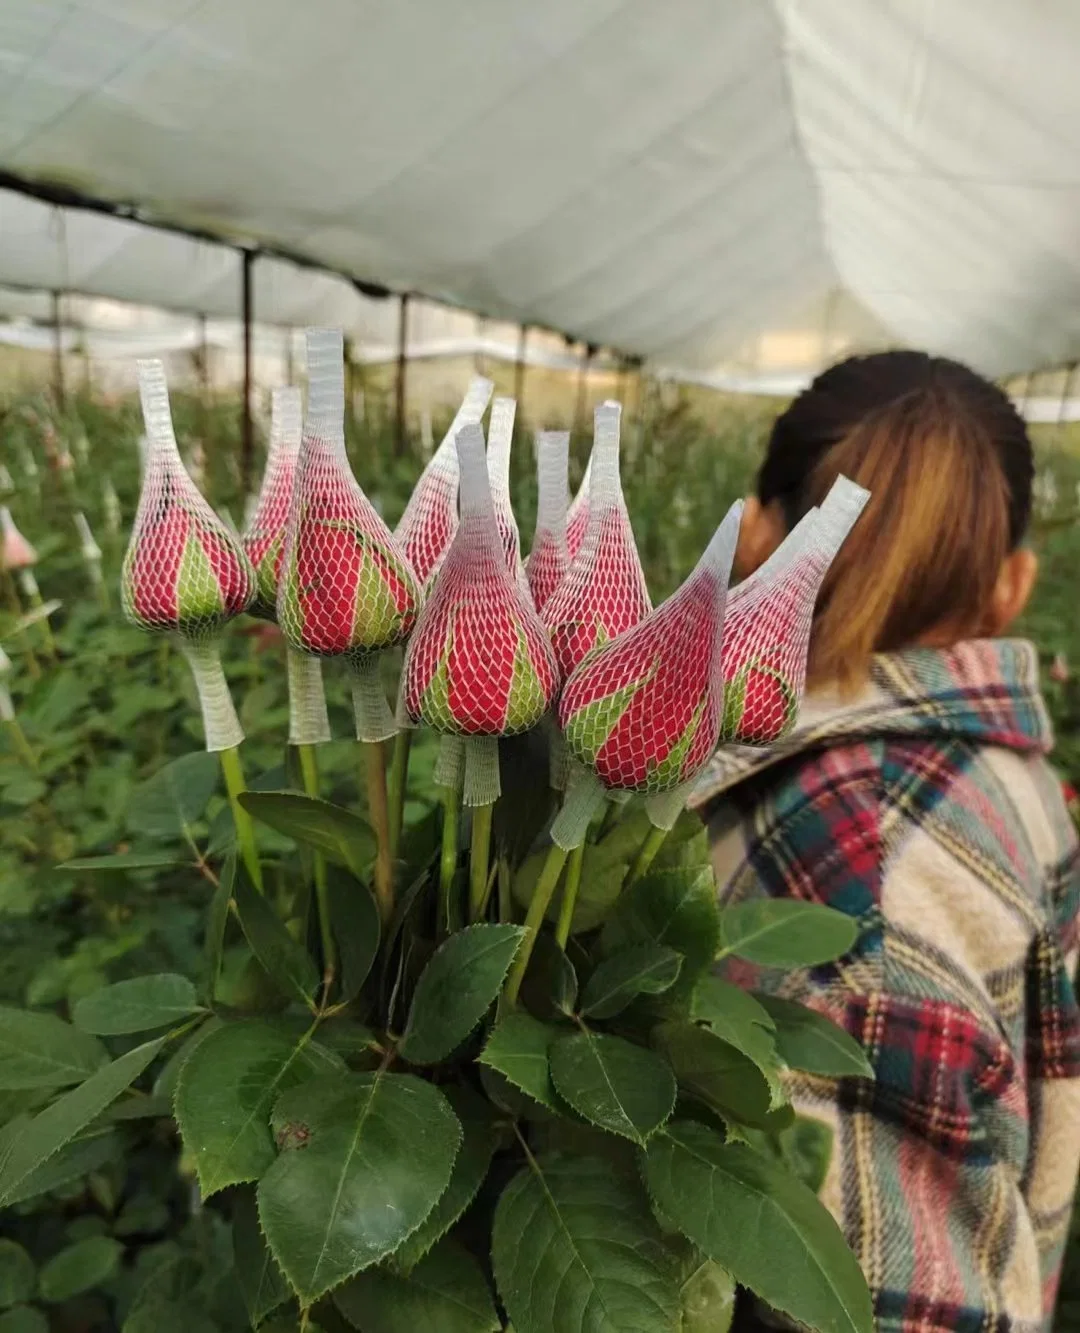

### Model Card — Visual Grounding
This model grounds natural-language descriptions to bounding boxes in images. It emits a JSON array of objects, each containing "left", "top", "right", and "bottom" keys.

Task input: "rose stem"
[
  {"left": 364, "top": 740, "right": 395, "bottom": 923},
  {"left": 297, "top": 742, "right": 334, "bottom": 986},
  {"left": 554, "top": 842, "right": 585, "bottom": 948},
  {"left": 386, "top": 729, "right": 412, "bottom": 864},
  {"left": 218, "top": 745, "right": 263, "bottom": 892},
  {"left": 505, "top": 842, "right": 570, "bottom": 1005},
  {"left": 468, "top": 802, "right": 495, "bottom": 922}
]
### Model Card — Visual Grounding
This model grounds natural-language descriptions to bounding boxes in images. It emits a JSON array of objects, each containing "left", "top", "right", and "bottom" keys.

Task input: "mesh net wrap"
[
  {"left": 394, "top": 376, "right": 494, "bottom": 586},
  {"left": 558, "top": 502, "right": 742, "bottom": 794},
  {"left": 277, "top": 329, "right": 421, "bottom": 662},
  {"left": 486, "top": 396, "right": 531, "bottom": 603},
  {"left": 541, "top": 402, "right": 651, "bottom": 679},
  {"left": 121, "top": 360, "right": 255, "bottom": 641},
  {"left": 402, "top": 421, "right": 558, "bottom": 744},
  {"left": 526, "top": 430, "right": 570, "bottom": 614},
  {"left": 718, "top": 475, "right": 869, "bottom": 746},
  {"left": 244, "top": 386, "right": 303, "bottom": 620}
]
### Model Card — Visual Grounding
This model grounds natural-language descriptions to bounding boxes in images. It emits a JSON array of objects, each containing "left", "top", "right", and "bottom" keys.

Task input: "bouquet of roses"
[{"left": 0, "top": 330, "right": 873, "bottom": 1333}]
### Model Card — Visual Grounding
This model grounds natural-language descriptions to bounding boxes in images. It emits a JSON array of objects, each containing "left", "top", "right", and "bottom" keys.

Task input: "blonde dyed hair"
[{"left": 758, "top": 353, "right": 1034, "bottom": 691}]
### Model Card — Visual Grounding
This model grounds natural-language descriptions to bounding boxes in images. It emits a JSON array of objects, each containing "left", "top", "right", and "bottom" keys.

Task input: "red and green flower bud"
[
  {"left": 395, "top": 376, "right": 493, "bottom": 585},
  {"left": 121, "top": 361, "right": 255, "bottom": 637},
  {"left": 541, "top": 403, "right": 651, "bottom": 677},
  {"left": 243, "top": 387, "right": 302, "bottom": 620},
  {"left": 525, "top": 431, "right": 570, "bottom": 613},
  {"left": 718, "top": 476, "right": 868, "bottom": 745},
  {"left": 558, "top": 504, "right": 742, "bottom": 792},
  {"left": 277, "top": 334, "right": 421, "bottom": 658},
  {"left": 403, "top": 424, "right": 558, "bottom": 736}
]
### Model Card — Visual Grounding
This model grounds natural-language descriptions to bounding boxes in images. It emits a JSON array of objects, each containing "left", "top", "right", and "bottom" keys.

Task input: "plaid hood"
[{"left": 690, "top": 638, "right": 1053, "bottom": 810}]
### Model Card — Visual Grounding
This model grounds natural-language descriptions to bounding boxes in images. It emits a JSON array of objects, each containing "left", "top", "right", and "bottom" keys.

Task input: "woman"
[{"left": 692, "top": 352, "right": 1080, "bottom": 1333}]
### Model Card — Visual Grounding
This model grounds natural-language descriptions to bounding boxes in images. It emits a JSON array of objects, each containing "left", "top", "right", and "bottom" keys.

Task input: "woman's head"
[{"left": 737, "top": 351, "right": 1037, "bottom": 689}]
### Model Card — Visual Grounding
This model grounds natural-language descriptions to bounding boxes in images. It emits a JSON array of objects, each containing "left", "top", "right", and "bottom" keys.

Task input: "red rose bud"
[
  {"left": 394, "top": 376, "right": 494, "bottom": 585},
  {"left": 277, "top": 330, "right": 421, "bottom": 658},
  {"left": 525, "top": 430, "right": 570, "bottom": 612},
  {"left": 403, "top": 423, "right": 558, "bottom": 736},
  {"left": 121, "top": 361, "right": 255, "bottom": 637},
  {"left": 720, "top": 476, "right": 869, "bottom": 745},
  {"left": 0, "top": 507, "right": 37, "bottom": 571},
  {"left": 486, "top": 396, "right": 530, "bottom": 600},
  {"left": 243, "top": 387, "right": 303, "bottom": 619},
  {"left": 566, "top": 455, "right": 591, "bottom": 559},
  {"left": 559, "top": 504, "right": 742, "bottom": 792},
  {"left": 541, "top": 403, "right": 651, "bottom": 677}
]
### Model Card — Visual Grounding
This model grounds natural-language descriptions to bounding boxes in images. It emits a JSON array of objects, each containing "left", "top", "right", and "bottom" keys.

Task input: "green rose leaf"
[
  {"left": 0, "top": 1241, "right": 34, "bottom": 1309},
  {"left": 58, "top": 851, "right": 189, "bottom": 872},
  {"left": 581, "top": 945, "right": 682, "bottom": 1019},
  {"left": 399, "top": 925, "right": 526, "bottom": 1065},
  {"left": 601, "top": 866, "right": 720, "bottom": 1001},
  {"left": 756, "top": 995, "right": 874, "bottom": 1080},
  {"left": 0, "top": 1308, "right": 48, "bottom": 1333},
  {"left": 72, "top": 974, "right": 202, "bottom": 1036},
  {"left": 0, "top": 1039, "right": 165, "bottom": 1208},
  {"left": 654, "top": 1022, "right": 782, "bottom": 1129},
  {"left": 477, "top": 1011, "right": 561, "bottom": 1112},
  {"left": 328, "top": 866, "right": 381, "bottom": 1004},
  {"left": 174, "top": 1020, "right": 341, "bottom": 1198},
  {"left": 0, "top": 1128, "right": 121, "bottom": 1208},
  {"left": 233, "top": 1186, "right": 289, "bottom": 1328},
  {"left": 0, "top": 1008, "right": 106, "bottom": 1091},
  {"left": 38, "top": 1236, "right": 123, "bottom": 1303},
  {"left": 335, "top": 1238, "right": 499, "bottom": 1333},
  {"left": 126, "top": 751, "right": 220, "bottom": 841},
  {"left": 690, "top": 977, "right": 784, "bottom": 1105},
  {"left": 644, "top": 1122, "right": 873, "bottom": 1333},
  {"left": 233, "top": 864, "right": 320, "bottom": 1008},
  {"left": 717, "top": 901, "right": 858, "bottom": 968},
  {"left": 258, "top": 1072, "right": 461, "bottom": 1306},
  {"left": 549, "top": 1031, "right": 676, "bottom": 1144},
  {"left": 396, "top": 1086, "right": 499, "bottom": 1270},
  {"left": 202, "top": 853, "right": 234, "bottom": 1002},
  {"left": 492, "top": 1153, "right": 679, "bottom": 1333},
  {"left": 239, "top": 791, "right": 376, "bottom": 878}
]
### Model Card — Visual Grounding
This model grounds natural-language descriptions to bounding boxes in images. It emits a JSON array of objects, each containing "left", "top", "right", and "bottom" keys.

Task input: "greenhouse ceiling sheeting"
[{"left": 0, "top": 0, "right": 1079, "bottom": 383}]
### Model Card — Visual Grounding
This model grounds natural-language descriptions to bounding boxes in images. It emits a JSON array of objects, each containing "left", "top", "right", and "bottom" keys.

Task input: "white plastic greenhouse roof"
[{"left": 1, "top": 0, "right": 1080, "bottom": 386}]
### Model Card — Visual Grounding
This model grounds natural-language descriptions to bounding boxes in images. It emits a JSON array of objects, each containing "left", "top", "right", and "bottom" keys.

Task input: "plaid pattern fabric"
[{"left": 692, "top": 640, "right": 1080, "bottom": 1333}]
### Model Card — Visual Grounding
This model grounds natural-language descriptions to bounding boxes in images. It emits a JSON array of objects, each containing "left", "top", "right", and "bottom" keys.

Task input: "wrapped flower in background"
[
  {"left": 1, "top": 507, "right": 38, "bottom": 596},
  {"left": 486, "top": 396, "right": 530, "bottom": 600},
  {"left": 525, "top": 431, "right": 571, "bottom": 613},
  {"left": 402, "top": 422, "right": 558, "bottom": 804},
  {"left": 566, "top": 456, "right": 591, "bottom": 559},
  {"left": 719, "top": 476, "right": 869, "bottom": 745},
  {"left": 0, "top": 464, "right": 14, "bottom": 498},
  {"left": 394, "top": 376, "right": 494, "bottom": 585},
  {"left": 278, "top": 329, "right": 421, "bottom": 744},
  {"left": 541, "top": 402, "right": 651, "bottom": 678},
  {"left": 244, "top": 385, "right": 330, "bottom": 748},
  {"left": 102, "top": 477, "right": 122, "bottom": 538},
  {"left": 560, "top": 502, "right": 743, "bottom": 795},
  {"left": 243, "top": 387, "right": 304, "bottom": 620}
]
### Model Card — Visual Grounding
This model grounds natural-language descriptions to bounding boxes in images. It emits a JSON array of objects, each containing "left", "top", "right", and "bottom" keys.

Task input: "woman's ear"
[
  {"left": 987, "top": 547, "right": 1038, "bottom": 635},
  {"left": 735, "top": 496, "right": 787, "bottom": 581}
]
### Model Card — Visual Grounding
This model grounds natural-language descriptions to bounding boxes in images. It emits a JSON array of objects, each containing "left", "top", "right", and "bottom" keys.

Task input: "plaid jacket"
[{"left": 691, "top": 641, "right": 1080, "bottom": 1333}]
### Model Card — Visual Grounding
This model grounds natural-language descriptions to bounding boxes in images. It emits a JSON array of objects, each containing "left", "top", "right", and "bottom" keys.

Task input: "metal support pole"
[
  {"left": 51, "top": 290, "right": 65, "bottom": 409},
  {"left": 395, "top": 293, "right": 409, "bottom": 457},
  {"left": 514, "top": 325, "right": 528, "bottom": 417},
  {"left": 240, "top": 252, "right": 254, "bottom": 493}
]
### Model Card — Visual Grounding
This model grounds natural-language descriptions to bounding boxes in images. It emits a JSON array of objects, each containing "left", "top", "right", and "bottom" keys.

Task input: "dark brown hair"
[{"left": 758, "top": 351, "right": 1034, "bottom": 688}]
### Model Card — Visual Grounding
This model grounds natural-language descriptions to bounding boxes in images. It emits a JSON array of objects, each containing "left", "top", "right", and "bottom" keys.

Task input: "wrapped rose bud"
[
  {"left": 403, "top": 423, "right": 558, "bottom": 739},
  {"left": 559, "top": 503, "right": 742, "bottom": 793},
  {"left": 525, "top": 431, "right": 570, "bottom": 613},
  {"left": 102, "top": 478, "right": 122, "bottom": 537},
  {"left": 719, "top": 476, "right": 869, "bottom": 745},
  {"left": 541, "top": 403, "right": 651, "bottom": 677},
  {"left": 121, "top": 362, "right": 255, "bottom": 639},
  {"left": 394, "top": 376, "right": 494, "bottom": 585},
  {"left": 486, "top": 396, "right": 530, "bottom": 600},
  {"left": 566, "top": 456, "right": 591, "bottom": 560},
  {"left": 243, "top": 387, "right": 303, "bottom": 619},
  {"left": 277, "top": 331, "right": 421, "bottom": 659},
  {"left": 0, "top": 507, "right": 37, "bottom": 571}
]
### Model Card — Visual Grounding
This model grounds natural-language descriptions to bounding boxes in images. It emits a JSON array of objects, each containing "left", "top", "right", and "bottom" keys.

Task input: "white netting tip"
[{"left": 136, "top": 360, "right": 177, "bottom": 445}]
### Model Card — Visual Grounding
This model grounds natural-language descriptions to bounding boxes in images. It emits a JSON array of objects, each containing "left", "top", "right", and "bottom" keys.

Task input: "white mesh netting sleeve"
[
  {"left": 566, "top": 455, "right": 591, "bottom": 560},
  {"left": 394, "top": 375, "right": 494, "bottom": 586},
  {"left": 558, "top": 501, "right": 742, "bottom": 795},
  {"left": 180, "top": 638, "right": 245, "bottom": 753},
  {"left": 486, "top": 395, "right": 531, "bottom": 602},
  {"left": 541, "top": 402, "right": 651, "bottom": 679},
  {"left": 719, "top": 475, "right": 869, "bottom": 745},
  {"left": 244, "top": 385, "right": 303, "bottom": 620},
  {"left": 121, "top": 360, "right": 256, "bottom": 642},
  {"left": 525, "top": 430, "right": 570, "bottom": 614}
]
